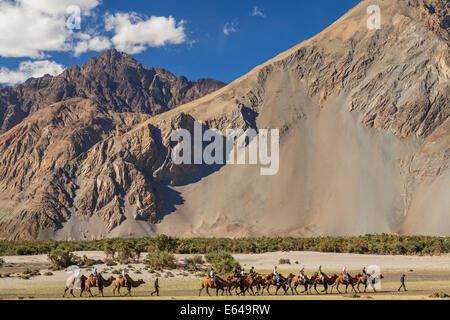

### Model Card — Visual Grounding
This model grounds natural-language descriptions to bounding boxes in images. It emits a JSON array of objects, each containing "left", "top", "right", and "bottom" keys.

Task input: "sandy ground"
[{"left": 1, "top": 251, "right": 449, "bottom": 300}]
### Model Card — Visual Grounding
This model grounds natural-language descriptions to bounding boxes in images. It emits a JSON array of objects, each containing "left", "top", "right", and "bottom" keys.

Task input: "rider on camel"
[
  {"left": 249, "top": 267, "right": 256, "bottom": 278},
  {"left": 317, "top": 265, "right": 323, "bottom": 281},
  {"left": 122, "top": 269, "right": 128, "bottom": 287},
  {"left": 273, "top": 265, "right": 281, "bottom": 284},
  {"left": 299, "top": 267, "right": 305, "bottom": 280},
  {"left": 93, "top": 267, "right": 98, "bottom": 286},
  {"left": 210, "top": 267, "right": 217, "bottom": 286},
  {"left": 362, "top": 267, "right": 368, "bottom": 280},
  {"left": 233, "top": 267, "right": 240, "bottom": 280},
  {"left": 342, "top": 266, "right": 349, "bottom": 281}
]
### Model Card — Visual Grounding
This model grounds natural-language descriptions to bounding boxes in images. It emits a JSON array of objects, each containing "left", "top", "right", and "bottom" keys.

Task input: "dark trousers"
[
  {"left": 151, "top": 287, "right": 159, "bottom": 296},
  {"left": 398, "top": 283, "right": 407, "bottom": 291}
]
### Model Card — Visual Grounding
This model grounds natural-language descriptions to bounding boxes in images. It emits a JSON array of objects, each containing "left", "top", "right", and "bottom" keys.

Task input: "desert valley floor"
[{"left": 1, "top": 251, "right": 449, "bottom": 300}]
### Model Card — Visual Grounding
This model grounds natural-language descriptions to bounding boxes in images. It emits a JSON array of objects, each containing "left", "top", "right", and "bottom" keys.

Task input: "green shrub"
[
  {"left": 44, "top": 272, "right": 53, "bottom": 276},
  {"left": 145, "top": 250, "right": 176, "bottom": 270},
  {"left": 47, "top": 249, "right": 81, "bottom": 270},
  {"left": 279, "top": 258, "right": 291, "bottom": 265},
  {"left": 1, "top": 235, "right": 450, "bottom": 257},
  {"left": 184, "top": 255, "right": 205, "bottom": 270},
  {"left": 205, "top": 251, "right": 240, "bottom": 274}
]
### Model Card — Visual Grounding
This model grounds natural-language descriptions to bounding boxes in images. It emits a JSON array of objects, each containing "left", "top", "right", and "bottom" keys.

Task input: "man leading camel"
[{"left": 151, "top": 277, "right": 160, "bottom": 296}]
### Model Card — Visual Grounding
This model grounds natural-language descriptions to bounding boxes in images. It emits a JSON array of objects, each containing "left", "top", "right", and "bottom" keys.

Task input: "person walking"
[
  {"left": 151, "top": 277, "right": 160, "bottom": 296},
  {"left": 398, "top": 274, "right": 407, "bottom": 292},
  {"left": 284, "top": 274, "right": 294, "bottom": 295}
]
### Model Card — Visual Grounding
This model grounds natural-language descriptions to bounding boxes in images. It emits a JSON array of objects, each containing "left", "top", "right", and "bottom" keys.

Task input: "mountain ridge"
[
  {"left": 0, "top": 0, "right": 448, "bottom": 239},
  {"left": 0, "top": 49, "right": 226, "bottom": 134}
]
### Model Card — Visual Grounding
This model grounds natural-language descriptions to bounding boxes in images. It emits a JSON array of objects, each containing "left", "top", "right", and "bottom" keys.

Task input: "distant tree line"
[{"left": 0, "top": 234, "right": 449, "bottom": 257}]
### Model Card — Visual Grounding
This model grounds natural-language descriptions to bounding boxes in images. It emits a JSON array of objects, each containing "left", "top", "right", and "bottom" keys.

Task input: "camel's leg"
[
  {"left": 206, "top": 286, "right": 211, "bottom": 296},
  {"left": 63, "top": 288, "right": 68, "bottom": 298},
  {"left": 302, "top": 284, "right": 308, "bottom": 294},
  {"left": 199, "top": 284, "right": 204, "bottom": 296},
  {"left": 356, "top": 282, "right": 362, "bottom": 293},
  {"left": 323, "top": 282, "right": 328, "bottom": 294},
  {"left": 314, "top": 283, "right": 320, "bottom": 294},
  {"left": 294, "top": 284, "right": 299, "bottom": 295}
]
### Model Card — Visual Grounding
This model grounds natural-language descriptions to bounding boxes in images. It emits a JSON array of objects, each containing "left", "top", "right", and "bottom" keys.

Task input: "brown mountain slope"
[
  {"left": 0, "top": 49, "right": 226, "bottom": 134},
  {"left": 0, "top": 0, "right": 448, "bottom": 239},
  {"left": 143, "top": 0, "right": 450, "bottom": 238}
]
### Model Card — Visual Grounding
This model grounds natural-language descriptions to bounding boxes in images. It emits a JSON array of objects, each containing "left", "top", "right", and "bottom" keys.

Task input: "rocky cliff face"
[
  {"left": 0, "top": 49, "right": 226, "bottom": 134},
  {"left": 0, "top": 0, "right": 448, "bottom": 239}
]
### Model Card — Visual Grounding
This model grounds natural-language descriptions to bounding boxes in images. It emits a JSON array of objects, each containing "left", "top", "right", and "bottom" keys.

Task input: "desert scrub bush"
[
  {"left": 79, "top": 255, "right": 102, "bottom": 267},
  {"left": 278, "top": 258, "right": 291, "bottom": 265},
  {"left": 22, "top": 269, "right": 40, "bottom": 276},
  {"left": 205, "top": 251, "right": 240, "bottom": 274},
  {"left": 44, "top": 272, "right": 53, "bottom": 276},
  {"left": 184, "top": 255, "right": 205, "bottom": 270},
  {"left": 47, "top": 249, "right": 81, "bottom": 270},
  {"left": 0, "top": 257, "right": 4, "bottom": 266},
  {"left": 145, "top": 250, "right": 176, "bottom": 270},
  {"left": 430, "top": 292, "right": 450, "bottom": 298}
]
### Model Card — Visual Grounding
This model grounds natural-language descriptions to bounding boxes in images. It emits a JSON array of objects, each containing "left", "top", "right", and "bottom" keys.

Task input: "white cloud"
[
  {"left": 0, "top": 0, "right": 100, "bottom": 58},
  {"left": 0, "top": 60, "right": 65, "bottom": 85},
  {"left": 20, "top": 0, "right": 99, "bottom": 15},
  {"left": 224, "top": 21, "right": 239, "bottom": 36},
  {"left": 105, "top": 13, "right": 186, "bottom": 54},
  {"left": 73, "top": 34, "right": 112, "bottom": 56},
  {"left": 250, "top": 6, "right": 266, "bottom": 18}
]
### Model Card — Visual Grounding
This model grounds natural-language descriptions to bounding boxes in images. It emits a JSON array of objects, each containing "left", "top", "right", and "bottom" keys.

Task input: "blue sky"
[{"left": 0, "top": 0, "right": 360, "bottom": 85}]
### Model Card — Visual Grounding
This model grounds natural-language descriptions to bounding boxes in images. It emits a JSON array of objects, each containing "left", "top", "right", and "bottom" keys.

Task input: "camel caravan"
[
  {"left": 61, "top": 264, "right": 383, "bottom": 298},
  {"left": 199, "top": 265, "right": 384, "bottom": 296},
  {"left": 63, "top": 267, "right": 145, "bottom": 298}
]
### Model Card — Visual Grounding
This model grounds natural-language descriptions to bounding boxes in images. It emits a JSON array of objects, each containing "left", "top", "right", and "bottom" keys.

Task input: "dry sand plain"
[{"left": 1, "top": 251, "right": 449, "bottom": 300}]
